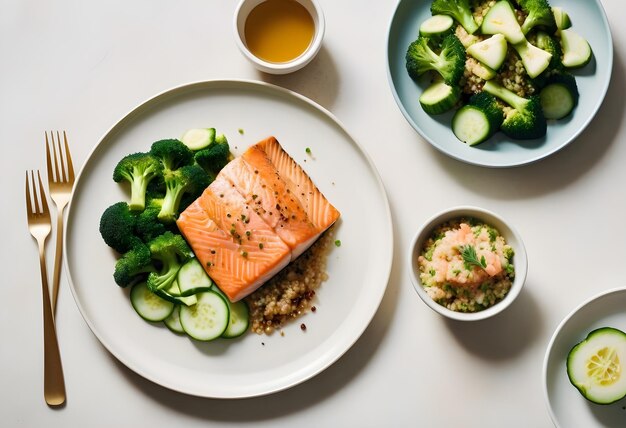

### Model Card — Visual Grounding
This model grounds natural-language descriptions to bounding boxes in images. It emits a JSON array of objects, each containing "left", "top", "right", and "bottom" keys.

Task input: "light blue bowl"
[{"left": 387, "top": 0, "right": 613, "bottom": 168}]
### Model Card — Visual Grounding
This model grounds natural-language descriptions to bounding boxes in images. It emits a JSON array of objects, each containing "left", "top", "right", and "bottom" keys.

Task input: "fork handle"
[
  {"left": 38, "top": 240, "right": 66, "bottom": 406},
  {"left": 51, "top": 204, "right": 66, "bottom": 314}
]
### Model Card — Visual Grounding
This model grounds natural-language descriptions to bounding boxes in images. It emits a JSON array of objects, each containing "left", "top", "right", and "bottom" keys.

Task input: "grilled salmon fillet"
[{"left": 177, "top": 137, "right": 340, "bottom": 302}]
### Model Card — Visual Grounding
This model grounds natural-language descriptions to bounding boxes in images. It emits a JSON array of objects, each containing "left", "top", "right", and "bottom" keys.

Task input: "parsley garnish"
[{"left": 460, "top": 245, "right": 487, "bottom": 270}]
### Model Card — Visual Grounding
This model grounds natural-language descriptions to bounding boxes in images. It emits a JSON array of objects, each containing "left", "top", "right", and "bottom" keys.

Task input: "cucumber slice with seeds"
[
  {"left": 155, "top": 280, "right": 198, "bottom": 306},
  {"left": 222, "top": 300, "right": 250, "bottom": 338},
  {"left": 452, "top": 105, "right": 496, "bottom": 146},
  {"left": 164, "top": 305, "right": 184, "bottom": 333},
  {"left": 560, "top": 28, "right": 592, "bottom": 69},
  {"left": 130, "top": 282, "right": 175, "bottom": 322},
  {"left": 567, "top": 327, "right": 626, "bottom": 405},
  {"left": 419, "top": 82, "right": 461, "bottom": 115},
  {"left": 177, "top": 258, "right": 214, "bottom": 296},
  {"left": 419, "top": 15, "right": 454, "bottom": 37},
  {"left": 181, "top": 128, "right": 216, "bottom": 151},
  {"left": 180, "top": 291, "right": 230, "bottom": 341},
  {"left": 540, "top": 78, "right": 578, "bottom": 120}
]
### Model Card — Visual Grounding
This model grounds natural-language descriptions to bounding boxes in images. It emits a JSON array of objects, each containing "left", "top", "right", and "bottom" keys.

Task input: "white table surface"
[{"left": 2, "top": 0, "right": 625, "bottom": 426}]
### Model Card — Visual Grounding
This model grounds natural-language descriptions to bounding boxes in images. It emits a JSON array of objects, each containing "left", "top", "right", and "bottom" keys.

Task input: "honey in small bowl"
[{"left": 244, "top": 0, "right": 315, "bottom": 63}]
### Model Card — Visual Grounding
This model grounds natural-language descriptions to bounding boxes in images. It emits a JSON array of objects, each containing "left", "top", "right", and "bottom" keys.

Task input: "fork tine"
[
  {"left": 63, "top": 131, "right": 75, "bottom": 182},
  {"left": 26, "top": 171, "right": 33, "bottom": 215},
  {"left": 51, "top": 131, "right": 61, "bottom": 183},
  {"left": 45, "top": 133, "right": 54, "bottom": 183},
  {"left": 37, "top": 170, "right": 49, "bottom": 214},
  {"left": 56, "top": 131, "right": 67, "bottom": 183}
]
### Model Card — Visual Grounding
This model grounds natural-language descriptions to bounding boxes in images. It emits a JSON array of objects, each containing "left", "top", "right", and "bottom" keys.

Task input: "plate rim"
[
  {"left": 385, "top": 0, "right": 614, "bottom": 168},
  {"left": 542, "top": 286, "right": 626, "bottom": 426},
  {"left": 63, "top": 78, "right": 394, "bottom": 398}
]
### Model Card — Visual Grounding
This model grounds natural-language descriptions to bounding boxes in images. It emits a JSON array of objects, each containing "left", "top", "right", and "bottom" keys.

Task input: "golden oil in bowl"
[{"left": 244, "top": 0, "right": 315, "bottom": 63}]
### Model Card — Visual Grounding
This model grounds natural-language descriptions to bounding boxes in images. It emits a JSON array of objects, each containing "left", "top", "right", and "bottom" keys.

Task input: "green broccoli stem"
[
  {"left": 158, "top": 181, "right": 185, "bottom": 222},
  {"left": 483, "top": 80, "right": 527, "bottom": 111},
  {"left": 129, "top": 175, "right": 149, "bottom": 211},
  {"left": 148, "top": 252, "right": 179, "bottom": 291}
]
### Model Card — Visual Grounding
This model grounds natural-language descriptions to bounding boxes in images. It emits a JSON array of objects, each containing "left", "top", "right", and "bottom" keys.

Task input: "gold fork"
[
  {"left": 25, "top": 170, "right": 66, "bottom": 406},
  {"left": 46, "top": 131, "right": 75, "bottom": 313}
]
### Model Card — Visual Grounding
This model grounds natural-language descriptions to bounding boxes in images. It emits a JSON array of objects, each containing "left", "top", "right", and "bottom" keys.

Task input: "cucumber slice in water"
[
  {"left": 567, "top": 327, "right": 626, "bottom": 405},
  {"left": 419, "top": 15, "right": 454, "bottom": 37},
  {"left": 419, "top": 81, "right": 460, "bottom": 115},
  {"left": 181, "top": 128, "right": 216, "bottom": 151},
  {"left": 130, "top": 282, "right": 175, "bottom": 322},
  {"left": 481, "top": 1, "right": 525, "bottom": 45},
  {"left": 180, "top": 291, "right": 230, "bottom": 341},
  {"left": 466, "top": 34, "right": 508, "bottom": 70},
  {"left": 560, "top": 28, "right": 592, "bottom": 69},
  {"left": 164, "top": 305, "right": 184, "bottom": 333},
  {"left": 177, "top": 258, "right": 214, "bottom": 296}
]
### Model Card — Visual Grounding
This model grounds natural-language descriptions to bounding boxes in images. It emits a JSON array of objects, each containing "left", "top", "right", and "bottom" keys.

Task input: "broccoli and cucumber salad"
[
  {"left": 406, "top": 0, "right": 592, "bottom": 146},
  {"left": 99, "top": 128, "right": 250, "bottom": 341}
]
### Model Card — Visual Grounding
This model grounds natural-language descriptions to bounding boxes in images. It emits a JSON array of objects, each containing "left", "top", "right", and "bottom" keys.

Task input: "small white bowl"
[
  {"left": 408, "top": 206, "right": 527, "bottom": 321},
  {"left": 233, "top": 0, "right": 325, "bottom": 75}
]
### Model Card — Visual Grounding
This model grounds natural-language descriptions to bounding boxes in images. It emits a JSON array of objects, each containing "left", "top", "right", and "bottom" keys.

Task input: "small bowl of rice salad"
[{"left": 408, "top": 206, "right": 527, "bottom": 321}]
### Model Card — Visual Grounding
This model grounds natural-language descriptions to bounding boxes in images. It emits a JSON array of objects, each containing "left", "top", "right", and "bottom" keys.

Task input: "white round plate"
[
  {"left": 64, "top": 80, "right": 393, "bottom": 398},
  {"left": 543, "top": 287, "right": 626, "bottom": 427},
  {"left": 387, "top": 0, "right": 613, "bottom": 167}
]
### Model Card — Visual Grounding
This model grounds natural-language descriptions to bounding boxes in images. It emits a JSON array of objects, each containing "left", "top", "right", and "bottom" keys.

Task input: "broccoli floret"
[
  {"left": 146, "top": 232, "right": 193, "bottom": 292},
  {"left": 150, "top": 139, "right": 193, "bottom": 172},
  {"left": 431, "top": 0, "right": 478, "bottom": 34},
  {"left": 99, "top": 202, "right": 141, "bottom": 253},
  {"left": 405, "top": 34, "right": 466, "bottom": 86},
  {"left": 112, "top": 152, "right": 162, "bottom": 211},
  {"left": 469, "top": 91, "right": 505, "bottom": 132},
  {"left": 518, "top": 0, "right": 557, "bottom": 35},
  {"left": 135, "top": 198, "right": 173, "bottom": 242},
  {"left": 194, "top": 135, "right": 231, "bottom": 177},
  {"left": 483, "top": 80, "right": 547, "bottom": 139},
  {"left": 113, "top": 243, "right": 154, "bottom": 287},
  {"left": 158, "top": 164, "right": 211, "bottom": 222}
]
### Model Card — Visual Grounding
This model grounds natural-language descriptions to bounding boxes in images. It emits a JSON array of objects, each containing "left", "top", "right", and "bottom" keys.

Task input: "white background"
[{"left": 2, "top": 0, "right": 624, "bottom": 426}]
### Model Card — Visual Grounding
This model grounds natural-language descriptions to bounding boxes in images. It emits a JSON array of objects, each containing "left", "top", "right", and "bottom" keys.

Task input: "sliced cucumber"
[
  {"left": 481, "top": 1, "right": 525, "bottom": 45},
  {"left": 513, "top": 40, "right": 552, "bottom": 79},
  {"left": 164, "top": 305, "right": 185, "bottom": 334},
  {"left": 452, "top": 105, "right": 495, "bottom": 146},
  {"left": 181, "top": 128, "right": 216, "bottom": 151},
  {"left": 130, "top": 282, "right": 175, "bottom": 322},
  {"left": 540, "top": 76, "right": 579, "bottom": 119},
  {"left": 419, "top": 15, "right": 454, "bottom": 37},
  {"left": 155, "top": 280, "right": 198, "bottom": 306},
  {"left": 560, "top": 28, "right": 592, "bottom": 69},
  {"left": 552, "top": 7, "right": 572, "bottom": 32},
  {"left": 177, "top": 258, "right": 214, "bottom": 296},
  {"left": 466, "top": 34, "right": 508, "bottom": 70},
  {"left": 180, "top": 291, "right": 230, "bottom": 341},
  {"left": 567, "top": 327, "right": 626, "bottom": 405},
  {"left": 222, "top": 300, "right": 250, "bottom": 339},
  {"left": 419, "top": 81, "right": 461, "bottom": 115}
]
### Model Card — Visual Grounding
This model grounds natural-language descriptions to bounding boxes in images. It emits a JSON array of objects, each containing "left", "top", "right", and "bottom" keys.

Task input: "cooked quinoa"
[
  {"left": 245, "top": 226, "right": 335, "bottom": 335},
  {"left": 418, "top": 218, "right": 515, "bottom": 313},
  {"left": 457, "top": 1, "right": 535, "bottom": 98}
]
